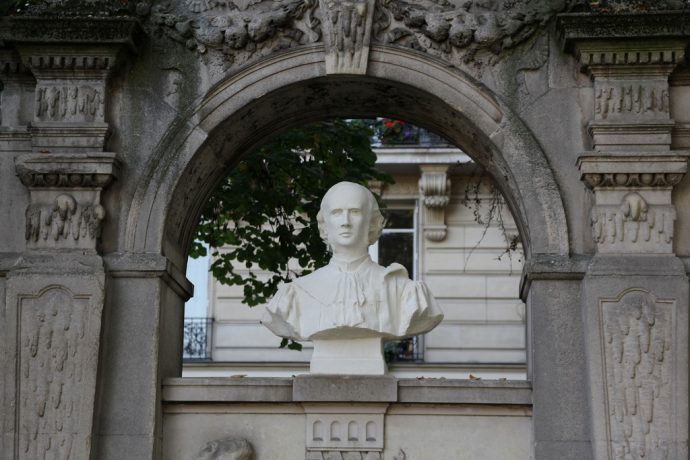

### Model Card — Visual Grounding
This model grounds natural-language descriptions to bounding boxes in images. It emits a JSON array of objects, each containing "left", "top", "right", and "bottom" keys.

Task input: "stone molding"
[
  {"left": 161, "top": 376, "right": 533, "bottom": 406},
  {"left": 558, "top": 12, "right": 690, "bottom": 45},
  {"left": 578, "top": 153, "right": 688, "bottom": 189},
  {"left": 418, "top": 164, "right": 450, "bottom": 242},
  {"left": 0, "top": 16, "right": 142, "bottom": 51},
  {"left": 16, "top": 152, "right": 119, "bottom": 250}
]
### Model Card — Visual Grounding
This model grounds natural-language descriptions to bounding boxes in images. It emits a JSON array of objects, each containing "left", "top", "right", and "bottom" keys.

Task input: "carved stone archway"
[{"left": 1, "top": 2, "right": 689, "bottom": 459}]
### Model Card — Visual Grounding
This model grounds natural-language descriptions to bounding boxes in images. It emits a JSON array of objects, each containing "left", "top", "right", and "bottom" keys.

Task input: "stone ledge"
[
  {"left": 519, "top": 254, "right": 590, "bottom": 300},
  {"left": 162, "top": 377, "right": 533, "bottom": 406},
  {"left": 558, "top": 12, "right": 690, "bottom": 46},
  {"left": 0, "top": 16, "right": 143, "bottom": 52},
  {"left": 162, "top": 377, "right": 294, "bottom": 403},
  {"left": 398, "top": 379, "right": 532, "bottom": 405},
  {"left": 294, "top": 375, "right": 398, "bottom": 402},
  {"left": 104, "top": 252, "right": 193, "bottom": 299}
]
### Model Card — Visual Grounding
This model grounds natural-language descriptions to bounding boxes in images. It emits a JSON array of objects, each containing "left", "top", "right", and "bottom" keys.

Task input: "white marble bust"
[{"left": 262, "top": 181, "right": 443, "bottom": 374}]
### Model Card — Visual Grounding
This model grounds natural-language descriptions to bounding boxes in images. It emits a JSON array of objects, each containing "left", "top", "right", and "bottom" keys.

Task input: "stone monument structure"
[
  {"left": 263, "top": 181, "right": 443, "bottom": 374},
  {"left": 0, "top": 1, "right": 689, "bottom": 459}
]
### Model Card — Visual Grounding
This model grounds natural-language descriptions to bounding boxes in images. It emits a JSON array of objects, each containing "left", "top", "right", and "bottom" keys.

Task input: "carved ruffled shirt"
[{"left": 262, "top": 255, "right": 443, "bottom": 341}]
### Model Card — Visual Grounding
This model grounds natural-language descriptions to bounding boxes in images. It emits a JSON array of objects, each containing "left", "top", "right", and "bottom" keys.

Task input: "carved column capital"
[
  {"left": 419, "top": 164, "right": 451, "bottom": 242},
  {"left": 15, "top": 152, "right": 119, "bottom": 251},
  {"left": 578, "top": 152, "right": 689, "bottom": 254},
  {"left": 559, "top": 12, "right": 690, "bottom": 152}
]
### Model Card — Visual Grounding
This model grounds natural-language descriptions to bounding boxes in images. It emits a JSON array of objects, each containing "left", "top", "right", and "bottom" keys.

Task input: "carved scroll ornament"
[{"left": 419, "top": 165, "right": 450, "bottom": 242}]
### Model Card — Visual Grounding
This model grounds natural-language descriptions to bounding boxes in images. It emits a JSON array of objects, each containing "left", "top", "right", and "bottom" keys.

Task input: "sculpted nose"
[{"left": 342, "top": 211, "right": 351, "bottom": 225}]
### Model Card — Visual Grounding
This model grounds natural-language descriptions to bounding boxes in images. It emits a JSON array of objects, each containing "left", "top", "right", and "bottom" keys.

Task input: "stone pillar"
[
  {"left": 0, "top": 18, "right": 140, "bottom": 460},
  {"left": 560, "top": 13, "right": 690, "bottom": 460}
]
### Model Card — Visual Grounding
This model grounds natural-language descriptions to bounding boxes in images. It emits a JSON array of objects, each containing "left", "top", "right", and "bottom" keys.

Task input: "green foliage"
[{"left": 192, "top": 119, "right": 391, "bottom": 314}]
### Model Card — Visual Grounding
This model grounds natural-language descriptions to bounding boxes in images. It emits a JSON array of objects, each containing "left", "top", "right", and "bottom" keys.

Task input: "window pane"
[
  {"left": 378, "top": 233, "right": 413, "bottom": 276},
  {"left": 383, "top": 209, "right": 414, "bottom": 229}
]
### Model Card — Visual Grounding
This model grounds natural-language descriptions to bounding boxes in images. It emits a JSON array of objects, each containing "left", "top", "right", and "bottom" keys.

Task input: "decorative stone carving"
[
  {"left": 195, "top": 437, "right": 254, "bottom": 460},
  {"left": 595, "top": 83, "right": 669, "bottom": 120},
  {"left": 10, "top": 282, "right": 104, "bottom": 460},
  {"left": 319, "top": 0, "right": 375, "bottom": 74},
  {"left": 144, "top": 0, "right": 572, "bottom": 73},
  {"left": 374, "top": 0, "right": 569, "bottom": 68},
  {"left": 304, "top": 403, "right": 387, "bottom": 460},
  {"left": 418, "top": 165, "right": 450, "bottom": 242},
  {"left": 148, "top": 0, "right": 321, "bottom": 67},
  {"left": 262, "top": 182, "right": 443, "bottom": 375},
  {"left": 591, "top": 194, "right": 675, "bottom": 253},
  {"left": 34, "top": 84, "right": 105, "bottom": 123},
  {"left": 25, "top": 194, "right": 106, "bottom": 243},
  {"left": 578, "top": 153, "right": 688, "bottom": 254},
  {"left": 16, "top": 152, "right": 119, "bottom": 250},
  {"left": 600, "top": 290, "right": 674, "bottom": 459}
]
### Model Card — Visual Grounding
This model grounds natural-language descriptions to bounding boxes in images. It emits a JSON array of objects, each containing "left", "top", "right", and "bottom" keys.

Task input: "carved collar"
[{"left": 328, "top": 254, "right": 372, "bottom": 273}]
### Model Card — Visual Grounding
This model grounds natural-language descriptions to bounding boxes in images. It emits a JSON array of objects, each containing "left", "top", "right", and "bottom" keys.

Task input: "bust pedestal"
[{"left": 310, "top": 337, "right": 386, "bottom": 375}]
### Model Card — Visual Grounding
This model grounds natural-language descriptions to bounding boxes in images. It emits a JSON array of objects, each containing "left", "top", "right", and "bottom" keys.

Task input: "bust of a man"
[{"left": 262, "top": 181, "right": 443, "bottom": 374}]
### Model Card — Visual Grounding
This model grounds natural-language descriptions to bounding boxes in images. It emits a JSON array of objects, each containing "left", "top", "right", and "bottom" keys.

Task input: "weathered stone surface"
[{"left": 294, "top": 375, "right": 397, "bottom": 402}]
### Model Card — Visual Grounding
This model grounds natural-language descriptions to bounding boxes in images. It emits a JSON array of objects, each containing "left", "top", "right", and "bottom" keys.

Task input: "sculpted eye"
[
  {"left": 331, "top": 209, "right": 342, "bottom": 216},
  {"left": 350, "top": 209, "right": 361, "bottom": 215}
]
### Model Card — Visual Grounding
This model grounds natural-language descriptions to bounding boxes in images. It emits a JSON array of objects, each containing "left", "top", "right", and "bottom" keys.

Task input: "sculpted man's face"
[{"left": 322, "top": 183, "right": 371, "bottom": 256}]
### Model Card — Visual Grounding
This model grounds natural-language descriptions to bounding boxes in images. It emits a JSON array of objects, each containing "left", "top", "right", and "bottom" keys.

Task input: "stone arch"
[{"left": 125, "top": 45, "right": 569, "bottom": 269}]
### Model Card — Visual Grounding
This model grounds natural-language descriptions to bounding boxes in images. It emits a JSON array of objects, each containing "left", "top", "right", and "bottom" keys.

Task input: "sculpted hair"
[{"left": 317, "top": 182, "right": 384, "bottom": 246}]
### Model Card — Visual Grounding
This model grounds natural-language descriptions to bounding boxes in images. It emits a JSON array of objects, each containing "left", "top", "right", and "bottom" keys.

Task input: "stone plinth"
[{"left": 310, "top": 337, "right": 386, "bottom": 375}]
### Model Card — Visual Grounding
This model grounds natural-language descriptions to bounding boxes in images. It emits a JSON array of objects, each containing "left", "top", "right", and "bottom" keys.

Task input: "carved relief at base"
[
  {"left": 17, "top": 286, "right": 101, "bottom": 460},
  {"left": 600, "top": 290, "right": 674, "bottom": 459},
  {"left": 25, "top": 194, "right": 106, "bottom": 245}
]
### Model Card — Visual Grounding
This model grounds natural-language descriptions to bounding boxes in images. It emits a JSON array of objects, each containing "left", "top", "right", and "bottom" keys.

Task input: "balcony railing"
[
  {"left": 183, "top": 317, "right": 213, "bottom": 361},
  {"left": 375, "top": 125, "right": 452, "bottom": 148}
]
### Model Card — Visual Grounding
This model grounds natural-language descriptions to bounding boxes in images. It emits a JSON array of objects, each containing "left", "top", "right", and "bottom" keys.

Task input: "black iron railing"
[
  {"left": 384, "top": 336, "right": 424, "bottom": 363},
  {"left": 183, "top": 317, "right": 213, "bottom": 361}
]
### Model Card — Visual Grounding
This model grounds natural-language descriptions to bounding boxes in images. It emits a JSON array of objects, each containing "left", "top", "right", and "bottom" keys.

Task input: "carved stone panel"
[
  {"left": 16, "top": 286, "right": 100, "bottom": 459},
  {"left": 34, "top": 83, "right": 105, "bottom": 123},
  {"left": 3, "top": 261, "right": 106, "bottom": 460},
  {"left": 600, "top": 290, "right": 674, "bottom": 459}
]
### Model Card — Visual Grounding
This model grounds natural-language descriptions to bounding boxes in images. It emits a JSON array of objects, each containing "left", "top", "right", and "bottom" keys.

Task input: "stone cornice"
[
  {"left": 0, "top": 16, "right": 143, "bottom": 53},
  {"left": 16, "top": 152, "right": 119, "bottom": 189},
  {"left": 577, "top": 152, "right": 689, "bottom": 189},
  {"left": 558, "top": 12, "right": 690, "bottom": 46}
]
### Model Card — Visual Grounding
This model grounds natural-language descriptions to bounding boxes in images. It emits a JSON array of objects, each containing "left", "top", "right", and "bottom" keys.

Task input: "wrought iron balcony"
[{"left": 183, "top": 317, "right": 213, "bottom": 361}]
